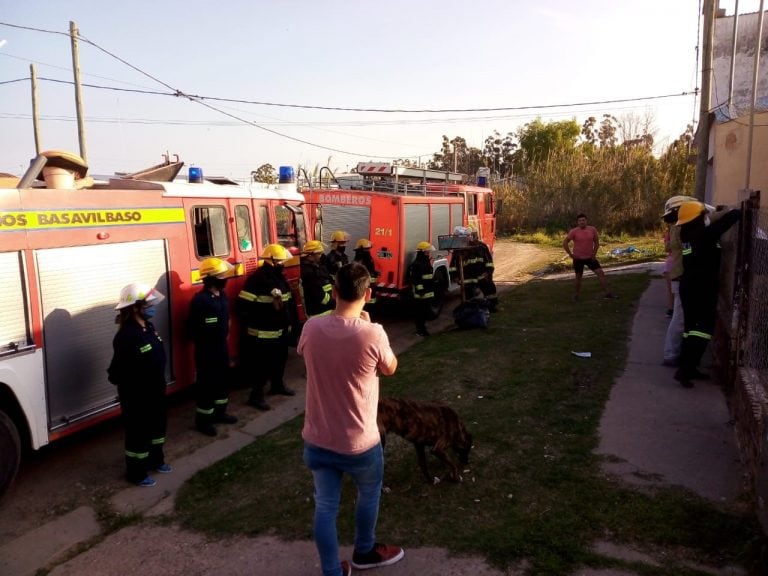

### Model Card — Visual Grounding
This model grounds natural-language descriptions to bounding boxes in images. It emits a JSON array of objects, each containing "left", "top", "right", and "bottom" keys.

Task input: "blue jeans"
[{"left": 303, "top": 442, "right": 383, "bottom": 576}]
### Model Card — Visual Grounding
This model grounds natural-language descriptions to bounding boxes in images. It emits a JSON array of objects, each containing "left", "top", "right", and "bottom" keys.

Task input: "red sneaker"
[{"left": 351, "top": 543, "right": 404, "bottom": 570}]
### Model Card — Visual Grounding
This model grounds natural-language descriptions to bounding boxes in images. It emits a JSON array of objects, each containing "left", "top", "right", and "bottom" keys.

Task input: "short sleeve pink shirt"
[
  {"left": 298, "top": 314, "right": 396, "bottom": 455},
  {"left": 566, "top": 226, "right": 598, "bottom": 259}
]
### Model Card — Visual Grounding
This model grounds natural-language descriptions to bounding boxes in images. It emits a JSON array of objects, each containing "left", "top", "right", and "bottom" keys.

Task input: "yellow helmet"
[
  {"left": 115, "top": 283, "right": 165, "bottom": 310},
  {"left": 416, "top": 241, "right": 435, "bottom": 251},
  {"left": 330, "top": 230, "right": 350, "bottom": 243},
  {"left": 676, "top": 201, "right": 705, "bottom": 225},
  {"left": 260, "top": 243, "right": 291, "bottom": 261},
  {"left": 199, "top": 257, "right": 235, "bottom": 279},
  {"left": 355, "top": 238, "right": 372, "bottom": 249},
  {"left": 302, "top": 240, "right": 326, "bottom": 254}
]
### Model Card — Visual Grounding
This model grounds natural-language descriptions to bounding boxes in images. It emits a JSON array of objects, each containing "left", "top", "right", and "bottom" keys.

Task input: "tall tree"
[{"left": 513, "top": 118, "right": 580, "bottom": 174}]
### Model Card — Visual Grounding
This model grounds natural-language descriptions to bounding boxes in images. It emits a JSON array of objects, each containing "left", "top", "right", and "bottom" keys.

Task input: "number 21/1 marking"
[{"left": 374, "top": 227, "right": 393, "bottom": 237}]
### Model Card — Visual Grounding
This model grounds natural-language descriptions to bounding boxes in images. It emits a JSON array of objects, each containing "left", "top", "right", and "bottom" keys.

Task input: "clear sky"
[{"left": 0, "top": 0, "right": 760, "bottom": 179}]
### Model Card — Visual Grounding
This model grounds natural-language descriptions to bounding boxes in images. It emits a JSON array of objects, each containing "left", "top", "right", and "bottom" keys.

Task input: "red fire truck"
[
  {"left": 301, "top": 162, "right": 496, "bottom": 314},
  {"left": 0, "top": 155, "right": 308, "bottom": 497}
]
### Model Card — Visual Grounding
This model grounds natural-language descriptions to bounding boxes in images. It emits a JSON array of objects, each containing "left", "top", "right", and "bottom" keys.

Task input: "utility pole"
[
  {"left": 744, "top": 0, "right": 765, "bottom": 192},
  {"left": 30, "top": 63, "right": 41, "bottom": 154},
  {"left": 694, "top": 0, "right": 716, "bottom": 202},
  {"left": 70, "top": 21, "right": 87, "bottom": 163}
]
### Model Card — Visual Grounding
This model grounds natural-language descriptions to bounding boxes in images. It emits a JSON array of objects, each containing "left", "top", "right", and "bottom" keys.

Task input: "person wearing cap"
[
  {"left": 324, "top": 230, "right": 350, "bottom": 281},
  {"left": 237, "top": 244, "right": 298, "bottom": 410},
  {"left": 188, "top": 258, "right": 239, "bottom": 437},
  {"left": 353, "top": 238, "right": 380, "bottom": 307},
  {"left": 674, "top": 201, "right": 741, "bottom": 388},
  {"left": 661, "top": 195, "right": 695, "bottom": 366},
  {"left": 408, "top": 241, "right": 436, "bottom": 337},
  {"left": 107, "top": 283, "right": 171, "bottom": 487},
  {"left": 301, "top": 240, "right": 335, "bottom": 318}
]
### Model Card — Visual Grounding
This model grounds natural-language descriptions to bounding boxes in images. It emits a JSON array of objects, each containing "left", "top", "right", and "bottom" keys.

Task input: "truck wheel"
[
  {"left": 0, "top": 410, "right": 21, "bottom": 499},
  {"left": 429, "top": 269, "right": 448, "bottom": 319}
]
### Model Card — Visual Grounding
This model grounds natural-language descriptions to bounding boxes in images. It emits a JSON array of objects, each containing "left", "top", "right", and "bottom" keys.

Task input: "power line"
[{"left": 1, "top": 21, "right": 697, "bottom": 114}]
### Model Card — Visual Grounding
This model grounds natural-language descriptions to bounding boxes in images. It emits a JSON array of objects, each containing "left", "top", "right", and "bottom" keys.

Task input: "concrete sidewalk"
[
  {"left": 596, "top": 278, "right": 743, "bottom": 504},
  {"left": 0, "top": 274, "right": 748, "bottom": 576}
]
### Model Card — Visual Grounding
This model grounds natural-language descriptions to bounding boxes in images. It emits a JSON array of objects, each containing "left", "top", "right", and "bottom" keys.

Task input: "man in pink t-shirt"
[
  {"left": 563, "top": 213, "right": 616, "bottom": 301},
  {"left": 299, "top": 262, "right": 403, "bottom": 576}
]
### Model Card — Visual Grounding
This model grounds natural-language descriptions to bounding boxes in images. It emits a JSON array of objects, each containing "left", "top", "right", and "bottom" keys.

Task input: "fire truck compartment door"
[
  {"left": 36, "top": 240, "right": 171, "bottom": 430},
  {"left": 319, "top": 205, "right": 371, "bottom": 247},
  {"left": 0, "top": 251, "right": 31, "bottom": 354}
]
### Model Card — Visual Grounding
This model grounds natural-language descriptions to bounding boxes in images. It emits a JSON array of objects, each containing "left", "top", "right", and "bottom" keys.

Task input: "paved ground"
[{"left": 0, "top": 262, "right": 750, "bottom": 576}]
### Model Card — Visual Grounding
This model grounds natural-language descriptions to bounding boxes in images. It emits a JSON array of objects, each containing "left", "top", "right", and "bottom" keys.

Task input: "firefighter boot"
[
  {"left": 248, "top": 388, "right": 271, "bottom": 411},
  {"left": 213, "top": 403, "right": 238, "bottom": 424}
]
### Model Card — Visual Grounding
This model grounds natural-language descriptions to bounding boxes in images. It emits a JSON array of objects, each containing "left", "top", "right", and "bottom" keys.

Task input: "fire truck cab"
[
  {"left": 0, "top": 157, "right": 307, "bottom": 497},
  {"left": 301, "top": 162, "right": 496, "bottom": 315}
]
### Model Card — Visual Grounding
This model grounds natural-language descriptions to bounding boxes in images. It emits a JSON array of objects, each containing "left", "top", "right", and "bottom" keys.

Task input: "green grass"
[
  {"left": 511, "top": 231, "right": 666, "bottom": 274},
  {"left": 173, "top": 274, "right": 765, "bottom": 575}
]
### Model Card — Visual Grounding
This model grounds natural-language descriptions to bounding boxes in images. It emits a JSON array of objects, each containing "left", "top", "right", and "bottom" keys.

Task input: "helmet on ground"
[
  {"left": 662, "top": 195, "right": 695, "bottom": 218},
  {"left": 302, "top": 240, "right": 326, "bottom": 254},
  {"left": 416, "top": 241, "right": 435, "bottom": 251},
  {"left": 261, "top": 243, "right": 291, "bottom": 261},
  {"left": 199, "top": 257, "right": 235, "bottom": 279},
  {"left": 115, "top": 283, "right": 165, "bottom": 310},
  {"left": 355, "top": 238, "right": 372, "bottom": 249},
  {"left": 330, "top": 230, "right": 350, "bottom": 243},
  {"left": 676, "top": 201, "right": 706, "bottom": 225}
]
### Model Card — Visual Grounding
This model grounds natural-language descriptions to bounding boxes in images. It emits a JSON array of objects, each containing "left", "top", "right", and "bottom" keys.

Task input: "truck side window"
[
  {"left": 234, "top": 205, "right": 254, "bottom": 252},
  {"left": 258, "top": 204, "right": 270, "bottom": 253},
  {"left": 275, "top": 204, "right": 303, "bottom": 250},
  {"left": 467, "top": 194, "right": 478, "bottom": 216},
  {"left": 192, "top": 205, "right": 230, "bottom": 258}
]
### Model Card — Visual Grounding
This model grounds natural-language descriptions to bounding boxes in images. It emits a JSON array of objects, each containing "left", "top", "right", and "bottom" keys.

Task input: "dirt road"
[{"left": 0, "top": 241, "right": 553, "bottom": 576}]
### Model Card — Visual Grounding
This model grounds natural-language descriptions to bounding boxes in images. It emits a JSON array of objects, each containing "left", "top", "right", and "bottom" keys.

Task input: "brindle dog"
[{"left": 377, "top": 397, "right": 473, "bottom": 484}]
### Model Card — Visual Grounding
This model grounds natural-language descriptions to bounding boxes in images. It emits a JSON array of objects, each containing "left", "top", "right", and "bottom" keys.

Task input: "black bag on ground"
[{"left": 453, "top": 298, "right": 490, "bottom": 330}]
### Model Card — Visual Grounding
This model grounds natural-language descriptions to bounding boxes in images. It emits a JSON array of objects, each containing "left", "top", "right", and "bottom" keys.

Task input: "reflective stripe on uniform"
[
  {"left": 204, "top": 317, "right": 217, "bottom": 324},
  {"left": 196, "top": 407, "right": 214, "bottom": 415},
  {"left": 421, "top": 273, "right": 433, "bottom": 280},
  {"left": 151, "top": 437, "right": 165, "bottom": 445},
  {"left": 139, "top": 344, "right": 152, "bottom": 353},
  {"left": 256, "top": 295, "right": 275, "bottom": 303},
  {"left": 214, "top": 398, "right": 228, "bottom": 406},
  {"left": 246, "top": 327, "right": 283, "bottom": 339},
  {"left": 687, "top": 330, "right": 712, "bottom": 340},
  {"left": 125, "top": 450, "right": 149, "bottom": 459},
  {"left": 238, "top": 290, "right": 256, "bottom": 301},
  {"left": 414, "top": 292, "right": 434, "bottom": 299},
  {"left": 321, "top": 292, "right": 331, "bottom": 305}
]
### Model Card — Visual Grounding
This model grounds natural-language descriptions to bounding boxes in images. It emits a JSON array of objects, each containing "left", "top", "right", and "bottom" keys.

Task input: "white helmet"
[{"left": 115, "top": 283, "right": 165, "bottom": 310}]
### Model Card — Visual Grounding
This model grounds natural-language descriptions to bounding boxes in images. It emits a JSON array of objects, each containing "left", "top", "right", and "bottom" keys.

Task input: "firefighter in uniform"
[
  {"left": 301, "top": 240, "right": 335, "bottom": 318},
  {"left": 408, "top": 241, "right": 436, "bottom": 337},
  {"left": 353, "top": 238, "right": 380, "bottom": 307},
  {"left": 237, "top": 244, "right": 298, "bottom": 411},
  {"left": 674, "top": 201, "right": 740, "bottom": 388},
  {"left": 475, "top": 238, "right": 498, "bottom": 312},
  {"left": 323, "top": 230, "right": 350, "bottom": 281},
  {"left": 188, "top": 257, "right": 238, "bottom": 437},
  {"left": 108, "top": 283, "right": 171, "bottom": 487},
  {"left": 449, "top": 227, "right": 481, "bottom": 300}
]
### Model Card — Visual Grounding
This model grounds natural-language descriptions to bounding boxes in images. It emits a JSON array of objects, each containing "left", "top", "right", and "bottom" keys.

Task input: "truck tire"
[
  {"left": 0, "top": 410, "right": 21, "bottom": 499},
  {"left": 428, "top": 268, "right": 448, "bottom": 319}
]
